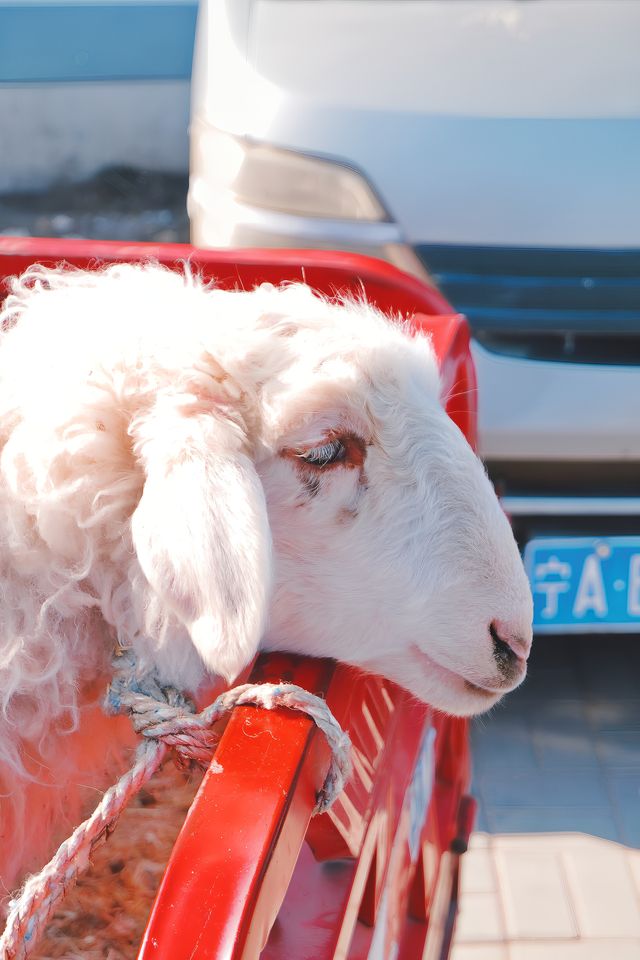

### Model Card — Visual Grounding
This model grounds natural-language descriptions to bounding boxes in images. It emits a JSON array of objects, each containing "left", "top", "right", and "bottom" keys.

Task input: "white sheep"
[{"left": 0, "top": 262, "right": 532, "bottom": 897}]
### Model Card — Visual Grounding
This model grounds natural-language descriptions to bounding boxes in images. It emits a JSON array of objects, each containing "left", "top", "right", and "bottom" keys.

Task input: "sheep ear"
[{"left": 130, "top": 400, "right": 271, "bottom": 683}]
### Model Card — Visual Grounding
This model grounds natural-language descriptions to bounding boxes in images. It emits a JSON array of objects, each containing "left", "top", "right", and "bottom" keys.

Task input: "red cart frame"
[{"left": 0, "top": 239, "right": 477, "bottom": 960}]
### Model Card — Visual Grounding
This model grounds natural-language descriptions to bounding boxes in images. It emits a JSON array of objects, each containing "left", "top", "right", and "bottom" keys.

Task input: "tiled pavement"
[{"left": 451, "top": 636, "right": 640, "bottom": 959}]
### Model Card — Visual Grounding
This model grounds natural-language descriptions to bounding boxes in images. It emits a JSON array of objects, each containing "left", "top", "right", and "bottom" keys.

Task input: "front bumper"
[{"left": 473, "top": 340, "right": 640, "bottom": 463}]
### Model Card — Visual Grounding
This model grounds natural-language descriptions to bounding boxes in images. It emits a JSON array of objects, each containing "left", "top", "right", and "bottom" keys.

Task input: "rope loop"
[{"left": 0, "top": 655, "right": 351, "bottom": 960}]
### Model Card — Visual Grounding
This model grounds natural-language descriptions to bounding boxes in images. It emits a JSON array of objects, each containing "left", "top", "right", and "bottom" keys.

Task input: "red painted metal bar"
[
  {"left": 139, "top": 656, "right": 336, "bottom": 960},
  {"left": 262, "top": 677, "right": 435, "bottom": 960},
  {"left": 0, "top": 236, "right": 455, "bottom": 319}
]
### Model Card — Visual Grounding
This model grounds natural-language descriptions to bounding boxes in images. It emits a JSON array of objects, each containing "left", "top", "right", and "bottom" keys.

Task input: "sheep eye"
[{"left": 298, "top": 439, "right": 346, "bottom": 467}]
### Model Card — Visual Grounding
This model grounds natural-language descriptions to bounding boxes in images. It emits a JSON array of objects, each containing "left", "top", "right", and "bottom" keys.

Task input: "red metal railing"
[{"left": 0, "top": 239, "right": 477, "bottom": 960}]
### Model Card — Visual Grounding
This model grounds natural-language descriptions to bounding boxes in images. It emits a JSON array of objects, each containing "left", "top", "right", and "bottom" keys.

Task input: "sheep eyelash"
[{"left": 297, "top": 438, "right": 346, "bottom": 467}]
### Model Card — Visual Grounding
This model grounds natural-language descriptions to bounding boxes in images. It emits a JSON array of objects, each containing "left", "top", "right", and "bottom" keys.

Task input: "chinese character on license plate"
[{"left": 524, "top": 536, "right": 640, "bottom": 633}]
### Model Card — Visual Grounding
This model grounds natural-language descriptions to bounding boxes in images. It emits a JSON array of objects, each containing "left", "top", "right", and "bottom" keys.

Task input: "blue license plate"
[{"left": 524, "top": 536, "right": 640, "bottom": 633}]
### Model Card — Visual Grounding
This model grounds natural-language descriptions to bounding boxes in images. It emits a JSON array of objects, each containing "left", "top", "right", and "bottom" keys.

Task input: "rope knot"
[
  {"left": 106, "top": 654, "right": 220, "bottom": 767},
  {"left": 106, "top": 654, "right": 352, "bottom": 810}
]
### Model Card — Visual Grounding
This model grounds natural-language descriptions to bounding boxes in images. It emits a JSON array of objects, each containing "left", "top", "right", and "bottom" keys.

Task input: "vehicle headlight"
[{"left": 194, "top": 125, "right": 389, "bottom": 222}]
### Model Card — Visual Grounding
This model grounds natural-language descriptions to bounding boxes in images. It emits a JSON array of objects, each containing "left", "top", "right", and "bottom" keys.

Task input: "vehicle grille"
[
  {"left": 415, "top": 244, "right": 640, "bottom": 364},
  {"left": 486, "top": 459, "right": 640, "bottom": 499}
]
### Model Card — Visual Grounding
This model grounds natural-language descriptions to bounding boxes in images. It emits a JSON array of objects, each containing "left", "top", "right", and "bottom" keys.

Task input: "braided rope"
[{"left": 0, "top": 658, "right": 351, "bottom": 960}]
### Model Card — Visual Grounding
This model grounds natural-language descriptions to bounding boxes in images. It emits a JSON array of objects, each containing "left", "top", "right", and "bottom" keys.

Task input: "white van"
[{"left": 190, "top": 0, "right": 640, "bottom": 636}]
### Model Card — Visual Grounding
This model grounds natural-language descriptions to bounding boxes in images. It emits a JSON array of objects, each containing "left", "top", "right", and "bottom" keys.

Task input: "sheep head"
[
  {"left": 251, "top": 287, "right": 533, "bottom": 717},
  {"left": 0, "top": 265, "right": 532, "bottom": 720}
]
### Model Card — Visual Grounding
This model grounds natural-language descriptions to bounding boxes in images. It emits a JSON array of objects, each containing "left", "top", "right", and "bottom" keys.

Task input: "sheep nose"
[{"left": 490, "top": 620, "right": 532, "bottom": 665}]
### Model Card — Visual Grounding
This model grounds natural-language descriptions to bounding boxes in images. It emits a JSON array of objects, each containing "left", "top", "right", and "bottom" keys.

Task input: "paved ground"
[{"left": 452, "top": 635, "right": 640, "bottom": 959}]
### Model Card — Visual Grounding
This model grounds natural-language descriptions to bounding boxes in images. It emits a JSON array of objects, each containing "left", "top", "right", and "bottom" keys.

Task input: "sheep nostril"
[{"left": 489, "top": 621, "right": 529, "bottom": 672}]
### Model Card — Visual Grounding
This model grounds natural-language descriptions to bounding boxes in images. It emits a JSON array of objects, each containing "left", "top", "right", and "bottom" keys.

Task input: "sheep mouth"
[
  {"left": 410, "top": 645, "right": 503, "bottom": 700},
  {"left": 463, "top": 679, "right": 503, "bottom": 698}
]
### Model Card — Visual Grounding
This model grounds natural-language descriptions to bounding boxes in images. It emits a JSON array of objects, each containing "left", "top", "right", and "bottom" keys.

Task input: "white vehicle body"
[{"left": 190, "top": 0, "right": 640, "bottom": 519}]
